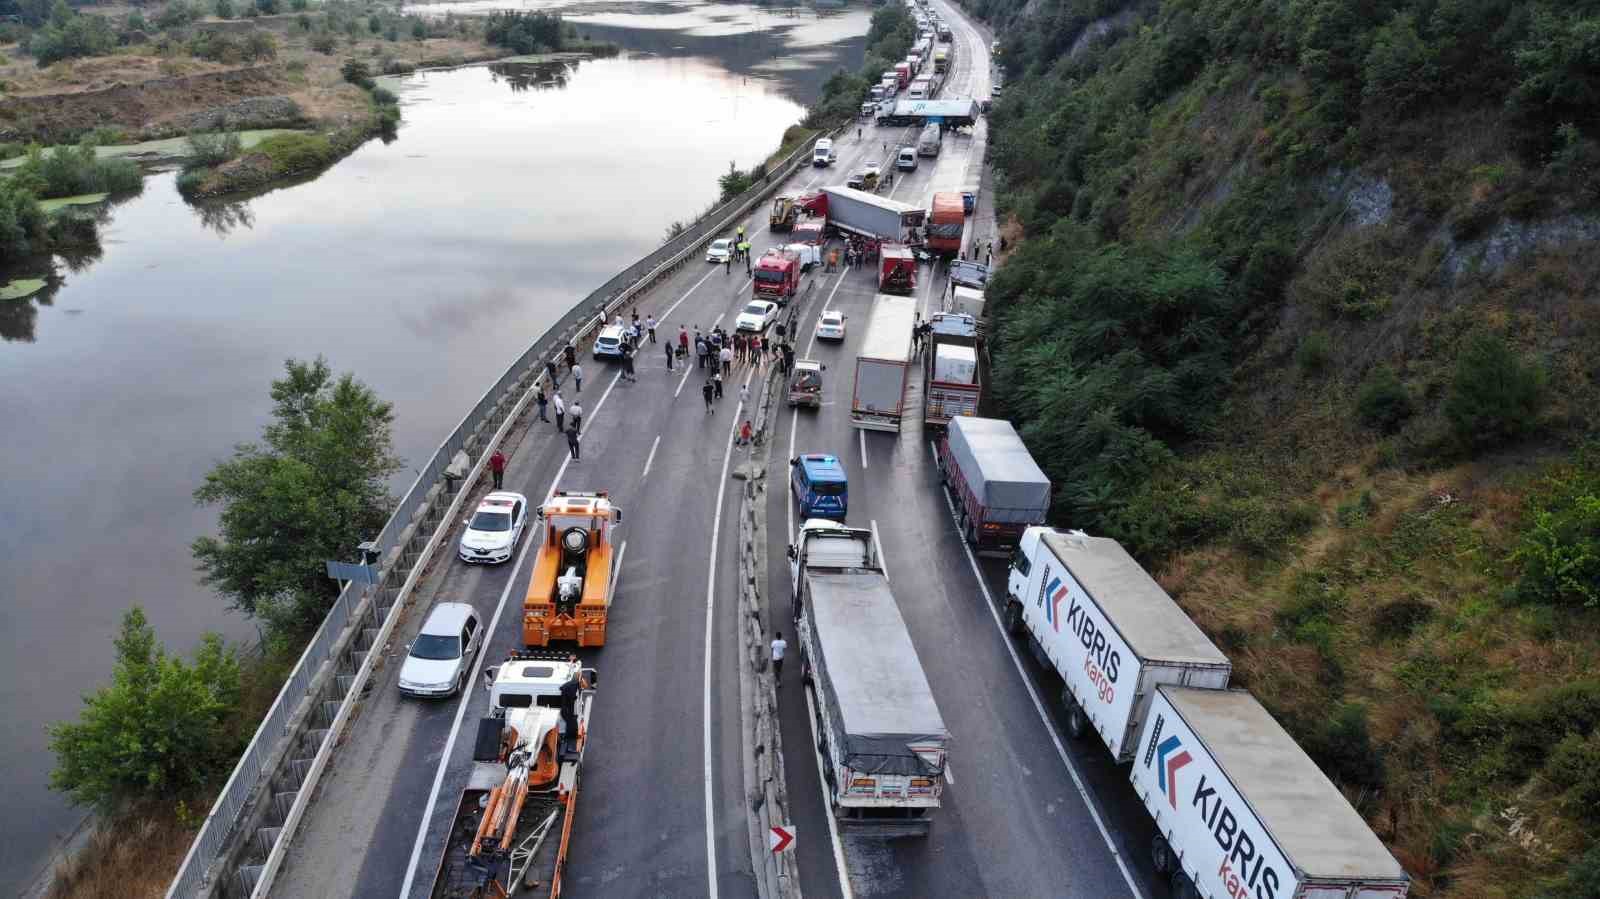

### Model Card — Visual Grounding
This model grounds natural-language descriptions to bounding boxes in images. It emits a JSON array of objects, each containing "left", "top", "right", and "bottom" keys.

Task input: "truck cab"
[
  {"left": 753, "top": 253, "right": 800, "bottom": 302},
  {"left": 522, "top": 491, "right": 623, "bottom": 648},
  {"left": 790, "top": 452, "right": 847, "bottom": 519}
]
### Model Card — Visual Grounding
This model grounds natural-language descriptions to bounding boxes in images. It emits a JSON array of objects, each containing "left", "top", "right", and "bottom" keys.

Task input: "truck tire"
[
  {"left": 1062, "top": 689, "right": 1087, "bottom": 739},
  {"left": 1150, "top": 835, "right": 1173, "bottom": 875},
  {"left": 1003, "top": 600, "right": 1024, "bottom": 636},
  {"left": 1171, "top": 870, "right": 1200, "bottom": 899}
]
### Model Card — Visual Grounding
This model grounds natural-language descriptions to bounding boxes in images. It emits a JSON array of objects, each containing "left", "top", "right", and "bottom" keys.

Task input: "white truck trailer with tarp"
[
  {"left": 790, "top": 520, "right": 949, "bottom": 837},
  {"left": 851, "top": 293, "right": 917, "bottom": 431},
  {"left": 1004, "top": 528, "right": 1230, "bottom": 758},
  {"left": 821, "top": 186, "right": 927, "bottom": 242},
  {"left": 1133, "top": 686, "right": 1410, "bottom": 899}
]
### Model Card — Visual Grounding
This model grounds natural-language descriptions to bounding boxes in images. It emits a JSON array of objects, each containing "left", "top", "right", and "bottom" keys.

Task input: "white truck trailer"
[
  {"left": 821, "top": 185, "right": 927, "bottom": 242},
  {"left": 1134, "top": 686, "right": 1410, "bottom": 899},
  {"left": 1003, "top": 528, "right": 1230, "bottom": 760},
  {"left": 789, "top": 519, "right": 949, "bottom": 836},
  {"left": 851, "top": 293, "right": 917, "bottom": 431}
]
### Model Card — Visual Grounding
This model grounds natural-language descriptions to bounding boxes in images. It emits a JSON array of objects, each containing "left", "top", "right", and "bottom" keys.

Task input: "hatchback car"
[
  {"left": 737, "top": 300, "right": 779, "bottom": 332},
  {"left": 706, "top": 238, "right": 734, "bottom": 264},
  {"left": 592, "top": 324, "right": 626, "bottom": 359},
  {"left": 398, "top": 602, "right": 481, "bottom": 698},
  {"left": 458, "top": 491, "right": 527, "bottom": 564},
  {"left": 816, "top": 309, "right": 846, "bottom": 341}
]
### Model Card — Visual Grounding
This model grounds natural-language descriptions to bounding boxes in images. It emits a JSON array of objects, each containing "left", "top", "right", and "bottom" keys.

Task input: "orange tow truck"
[{"left": 522, "top": 491, "right": 624, "bottom": 648}]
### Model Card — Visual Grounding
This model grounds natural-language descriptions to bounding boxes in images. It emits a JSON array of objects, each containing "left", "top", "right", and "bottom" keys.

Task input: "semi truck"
[
  {"left": 522, "top": 491, "right": 623, "bottom": 648},
  {"left": 878, "top": 244, "right": 916, "bottom": 294},
  {"left": 926, "top": 191, "right": 964, "bottom": 256},
  {"left": 933, "top": 46, "right": 950, "bottom": 73},
  {"left": 936, "top": 417, "right": 1049, "bottom": 549},
  {"left": 428, "top": 652, "right": 596, "bottom": 899},
  {"left": 893, "top": 62, "right": 911, "bottom": 89},
  {"left": 875, "top": 98, "right": 980, "bottom": 128},
  {"left": 851, "top": 293, "right": 917, "bottom": 431},
  {"left": 921, "top": 312, "right": 980, "bottom": 428},
  {"left": 789, "top": 519, "right": 949, "bottom": 836},
  {"left": 819, "top": 186, "right": 927, "bottom": 243},
  {"left": 1002, "top": 527, "right": 1229, "bottom": 756},
  {"left": 1134, "top": 686, "right": 1410, "bottom": 899}
]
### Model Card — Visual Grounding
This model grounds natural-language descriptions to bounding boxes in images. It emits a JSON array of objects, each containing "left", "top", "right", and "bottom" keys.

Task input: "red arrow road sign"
[{"left": 769, "top": 825, "right": 795, "bottom": 854}]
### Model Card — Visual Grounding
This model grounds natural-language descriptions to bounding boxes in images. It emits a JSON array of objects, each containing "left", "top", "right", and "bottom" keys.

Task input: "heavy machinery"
[
  {"left": 430, "top": 653, "right": 597, "bottom": 899},
  {"left": 522, "top": 491, "right": 624, "bottom": 648},
  {"left": 770, "top": 194, "right": 799, "bottom": 232}
]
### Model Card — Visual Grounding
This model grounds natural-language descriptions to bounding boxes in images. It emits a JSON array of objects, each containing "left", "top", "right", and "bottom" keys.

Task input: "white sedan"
[
  {"left": 706, "top": 238, "right": 734, "bottom": 264},
  {"left": 458, "top": 491, "right": 527, "bottom": 564},
  {"left": 816, "top": 309, "right": 846, "bottom": 341},
  {"left": 736, "top": 300, "right": 780, "bottom": 332}
]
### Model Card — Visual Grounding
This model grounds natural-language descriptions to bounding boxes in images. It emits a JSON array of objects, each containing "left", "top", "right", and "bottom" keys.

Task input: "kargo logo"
[{"left": 1143, "top": 715, "right": 1287, "bottom": 899}]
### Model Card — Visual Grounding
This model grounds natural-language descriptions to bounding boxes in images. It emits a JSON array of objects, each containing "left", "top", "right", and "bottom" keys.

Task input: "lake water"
[{"left": 0, "top": 5, "right": 864, "bottom": 889}]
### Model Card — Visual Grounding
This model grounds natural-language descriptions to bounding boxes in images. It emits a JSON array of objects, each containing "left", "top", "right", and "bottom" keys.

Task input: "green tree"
[
  {"left": 192, "top": 357, "right": 400, "bottom": 639},
  {"left": 48, "top": 607, "right": 242, "bottom": 808},
  {"left": 1443, "top": 332, "right": 1545, "bottom": 447}
]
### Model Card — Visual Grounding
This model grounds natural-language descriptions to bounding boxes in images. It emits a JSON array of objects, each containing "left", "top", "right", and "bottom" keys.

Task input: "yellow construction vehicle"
[
  {"left": 522, "top": 491, "right": 623, "bottom": 648},
  {"left": 770, "top": 194, "right": 798, "bottom": 232}
]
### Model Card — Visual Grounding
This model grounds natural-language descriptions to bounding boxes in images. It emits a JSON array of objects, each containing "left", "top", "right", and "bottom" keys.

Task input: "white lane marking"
[
  {"left": 395, "top": 370, "right": 622, "bottom": 898},
  {"left": 858, "top": 428, "right": 869, "bottom": 469},
  {"left": 944, "top": 762, "right": 955, "bottom": 786},
  {"left": 609, "top": 539, "right": 628, "bottom": 607},
  {"left": 675, "top": 357, "right": 697, "bottom": 397},
  {"left": 702, "top": 366, "right": 757, "bottom": 899},
  {"left": 641, "top": 434, "right": 661, "bottom": 480},
  {"left": 932, "top": 442, "right": 1145, "bottom": 898},
  {"left": 870, "top": 519, "right": 889, "bottom": 583},
  {"left": 662, "top": 265, "right": 724, "bottom": 322},
  {"left": 804, "top": 685, "right": 856, "bottom": 899},
  {"left": 928, "top": 439, "right": 938, "bottom": 464},
  {"left": 786, "top": 270, "right": 849, "bottom": 543}
]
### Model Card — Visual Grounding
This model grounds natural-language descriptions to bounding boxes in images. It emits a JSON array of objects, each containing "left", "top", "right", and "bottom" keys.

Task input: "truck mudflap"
[{"left": 835, "top": 809, "right": 933, "bottom": 838}]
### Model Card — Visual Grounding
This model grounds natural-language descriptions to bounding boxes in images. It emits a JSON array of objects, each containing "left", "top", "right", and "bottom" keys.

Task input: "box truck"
[
  {"left": 926, "top": 191, "right": 964, "bottom": 256},
  {"left": 790, "top": 519, "right": 949, "bottom": 836},
  {"left": 936, "top": 417, "right": 1050, "bottom": 550},
  {"left": 1002, "top": 528, "right": 1230, "bottom": 757},
  {"left": 1133, "top": 686, "right": 1410, "bottom": 899},
  {"left": 922, "top": 312, "right": 980, "bottom": 428},
  {"left": 820, "top": 186, "right": 927, "bottom": 243},
  {"left": 851, "top": 293, "right": 917, "bottom": 431}
]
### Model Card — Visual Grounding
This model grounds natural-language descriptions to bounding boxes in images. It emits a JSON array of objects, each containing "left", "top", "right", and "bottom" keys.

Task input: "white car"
[
  {"left": 593, "top": 324, "right": 626, "bottom": 359},
  {"left": 737, "top": 300, "right": 780, "bottom": 332},
  {"left": 816, "top": 309, "right": 846, "bottom": 341},
  {"left": 398, "top": 602, "right": 481, "bottom": 698},
  {"left": 458, "top": 491, "right": 527, "bottom": 564},
  {"left": 706, "top": 238, "right": 734, "bottom": 264}
]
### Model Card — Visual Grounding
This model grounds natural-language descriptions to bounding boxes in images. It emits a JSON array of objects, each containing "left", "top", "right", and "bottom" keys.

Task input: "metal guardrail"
[{"left": 167, "top": 125, "right": 828, "bottom": 899}]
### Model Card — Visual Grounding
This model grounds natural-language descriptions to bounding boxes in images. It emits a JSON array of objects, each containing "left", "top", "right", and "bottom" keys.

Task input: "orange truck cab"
[{"left": 523, "top": 491, "right": 624, "bottom": 648}]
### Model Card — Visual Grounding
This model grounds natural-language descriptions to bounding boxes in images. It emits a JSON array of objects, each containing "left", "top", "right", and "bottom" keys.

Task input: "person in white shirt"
[
  {"left": 770, "top": 631, "right": 788, "bottom": 681},
  {"left": 551, "top": 391, "right": 566, "bottom": 432}
]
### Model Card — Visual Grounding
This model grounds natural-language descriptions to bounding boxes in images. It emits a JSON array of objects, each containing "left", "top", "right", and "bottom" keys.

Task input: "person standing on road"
[
  {"left": 720, "top": 345, "right": 733, "bottom": 377},
  {"left": 569, "top": 399, "right": 584, "bottom": 433},
  {"left": 713, "top": 371, "right": 724, "bottom": 400},
  {"left": 739, "top": 382, "right": 750, "bottom": 408},
  {"left": 552, "top": 391, "right": 566, "bottom": 433},
  {"left": 725, "top": 252, "right": 732, "bottom": 275},
  {"left": 738, "top": 419, "right": 753, "bottom": 447},
  {"left": 621, "top": 345, "right": 636, "bottom": 382},
  {"left": 664, "top": 340, "right": 674, "bottom": 371},
  {"left": 736, "top": 223, "right": 745, "bottom": 246},
  {"left": 535, "top": 387, "right": 549, "bottom": 423},
  {"left": 489, "top": 449, "right": 506, "bottom": 489},
  {"left": 679, "top": 325, "right": 690, "bottom": 357},
  {"left": 750, "top": 333, "right": 762, "bottom": 364},
  {"left": 564, "top": 343, "right": 577, "bottom": 369},
  {"left": 566, "top": 424, "right": 581, "bottom": 461},
  {"left": 647, "top": 316, "right": 657, "bottom": 343},
  {"left": 770, "top": 631, "right": 787, "bottom": 681},
  {"left": 695, "top": 336, "right": 707, "bottom": 369},
  {"left": 546, "top": 358, "right": 559, "bottom": 385},
  {"left": 702, "top": 378, "right": 716, "bottom": 413},
  {"left": 571, "top": 362, "right": 583, "bottom": 393}
]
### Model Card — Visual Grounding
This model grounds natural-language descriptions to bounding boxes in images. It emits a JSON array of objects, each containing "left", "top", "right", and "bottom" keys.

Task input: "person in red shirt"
[
  {"left": 738, "top": 420, "right": 753, "bottom": 447},
  {"left": 489, "top": 449, "right": 506, "bottom": 489}
]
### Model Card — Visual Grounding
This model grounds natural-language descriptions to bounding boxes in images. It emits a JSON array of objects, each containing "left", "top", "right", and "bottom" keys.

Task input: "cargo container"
[
  {"left": 937, "top": 417, "right": 1049, "bottom": 549},
  {"left": 851, "top": 293, "right": 917, "bottom": 431},
  {"left": 927, "top": 192, "right": 964, "bottom": 256},
  {"left": 820, "top": 186, "right": 927, "bottom": 243},
  {"left": 1133, "top": 687, "right": 1410, "bottom": 899}
]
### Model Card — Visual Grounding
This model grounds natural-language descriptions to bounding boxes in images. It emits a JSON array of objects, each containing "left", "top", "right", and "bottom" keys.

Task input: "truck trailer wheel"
[
  {"left": 1170, "top": 870, "right": 1201, "bottom": 899},
  {"left": 1150, "top": 835, "right": 1173, "bottom": 875},
  {"left": 1061, "top": 689, "right": 1087, "bottom": 739},
  {"left": 1002, "top": 600, "right": 1024, "bottom": 636}
]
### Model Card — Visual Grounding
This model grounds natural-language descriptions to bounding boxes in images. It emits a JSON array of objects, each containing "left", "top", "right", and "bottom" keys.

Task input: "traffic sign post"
[{"left": 768, "top": 824, "right": 795, "bottom": 854}]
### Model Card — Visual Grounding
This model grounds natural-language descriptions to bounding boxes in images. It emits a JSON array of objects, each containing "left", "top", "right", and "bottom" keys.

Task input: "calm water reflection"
[{"left": 0, "top": 37, "right": 858, "bottom": 888}]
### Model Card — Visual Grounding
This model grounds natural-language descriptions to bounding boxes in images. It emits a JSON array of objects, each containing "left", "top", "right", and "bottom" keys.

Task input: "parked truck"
[
  {"left": 429, "top": 652, "right": 596, "bottom": 899},
  {"left": 1002, "top": 527, "right": 1230, "bottom": 756},
  {"left": 936, "top": 417, "right": 1049, "bottom": 549},
  {"left": 753, "top": 251, "right": 801, "bottom": 303},
  {"left": 933, "top": 45, "right": 950, "bottom": 72},
  {"left": 820, "top": 186, "right": 927, "bottom": 243},
  {"left": 926, "top": 191, "right": 964, "bottom": 256},
  {"left": 875, "top": 98, "right": 980, "bottom": 128},
  {"left": 851, "top": 293, "right": 917, "bottom": 431},
  {"left": 523, "top": 491, "right": 623, "bottom": 648},
  {"left": 878, "top": 243, "right": 916, "bottom": 294},
  {"left": 945, "top": 284, "right": 985, "bottom": 319},
  {"left": 1134, "top": 686, "right": 1410, "bottom": 899},
  {"left": 922, "top": 313, "right": 980, "bottom": 428},
  {"left": 893, "top": 62, "right": 912, "bottom": 88},
  {"left": 789, "top": 519, "right": 949, "bottom": 836},
  {"left": 917, "top": 122, "right": 942, "bottom": 156}
]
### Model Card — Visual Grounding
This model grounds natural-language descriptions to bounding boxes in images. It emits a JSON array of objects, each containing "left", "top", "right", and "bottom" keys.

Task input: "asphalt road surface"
[{"left": 275, "top": 3, "right": 1173, "bottom": 896}]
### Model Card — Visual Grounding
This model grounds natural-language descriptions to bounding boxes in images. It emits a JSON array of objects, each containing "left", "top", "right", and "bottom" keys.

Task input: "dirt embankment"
[{"left": 0, "top": 64, "right": 306, "bottom": 144}]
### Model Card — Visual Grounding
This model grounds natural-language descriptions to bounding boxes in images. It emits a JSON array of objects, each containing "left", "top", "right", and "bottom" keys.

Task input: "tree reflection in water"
[{"left": 488, "top": 59, "right": 579, "bottom": 93}]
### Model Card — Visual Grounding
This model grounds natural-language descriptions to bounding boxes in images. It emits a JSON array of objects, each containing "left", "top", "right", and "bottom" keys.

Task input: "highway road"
[{"left": 274, "top": 2, "right": 1172, "bottom": 897}]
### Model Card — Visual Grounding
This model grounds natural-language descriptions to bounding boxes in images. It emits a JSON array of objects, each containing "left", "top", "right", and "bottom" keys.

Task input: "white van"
[
  {"left": 812, "top": 138, "right": 835, "bottom": 167},
  {"left": 896, "top": 146, "right": 918, "bottom": 171}
]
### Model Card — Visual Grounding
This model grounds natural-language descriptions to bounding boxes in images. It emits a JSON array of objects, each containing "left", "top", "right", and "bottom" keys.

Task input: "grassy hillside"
[{"left": 968, "top": 0, "right": 1600, "bottom": 895}]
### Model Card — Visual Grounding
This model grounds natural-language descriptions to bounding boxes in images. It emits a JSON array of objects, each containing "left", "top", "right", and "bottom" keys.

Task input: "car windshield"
[
  {"left": 753, "top": 271, "right": 784, "bottom": 284},
  {"left": 470, "top": 510, "right": 512, "bottom": 532},
  {"left": 411, "top": 634, "right": 461, "bottom": 661},
  {"left": 744, "top": 304, "right": 769, "bottom": 315},
  {"left": 712, "top": 240, "right": 730, "bottom": 251}
]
